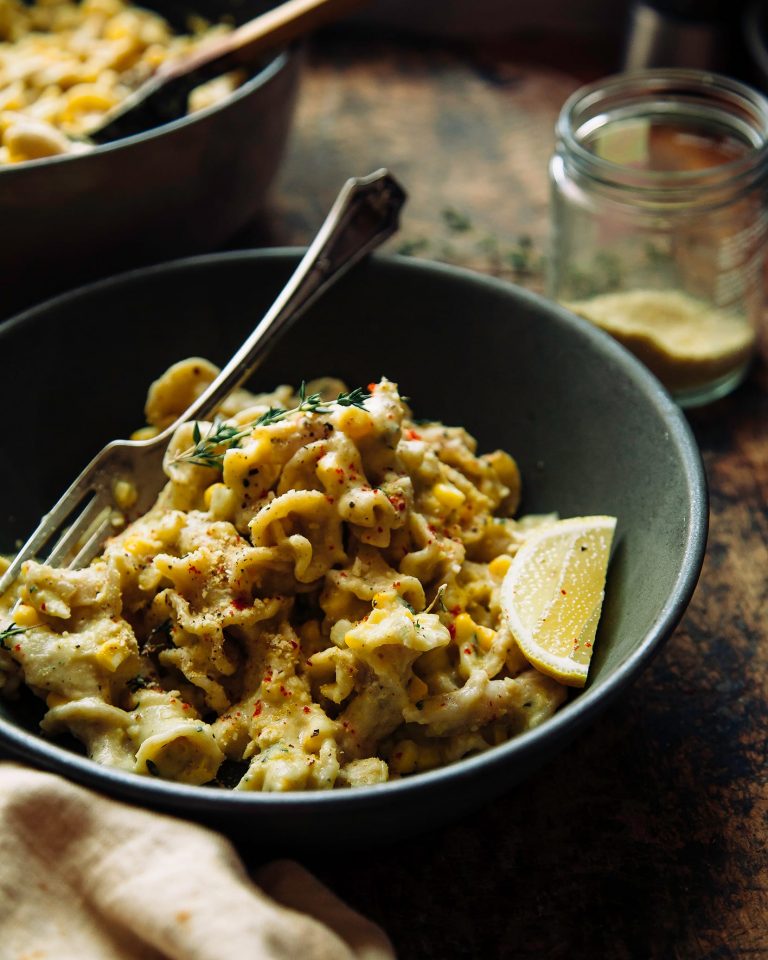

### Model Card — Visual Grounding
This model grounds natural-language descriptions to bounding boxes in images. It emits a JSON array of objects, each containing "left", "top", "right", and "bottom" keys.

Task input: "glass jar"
[{"left": 548, "top": 69, "right": 768, "bottom": 407}]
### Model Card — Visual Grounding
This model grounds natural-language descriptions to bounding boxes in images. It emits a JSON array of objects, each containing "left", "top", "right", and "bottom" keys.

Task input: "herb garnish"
[
  {"left": 424, "top": 584, "right": 448, "bottom": 615},
  {"left": 143, "top": 619, "right": 173, "bottom": 655},
  {"left": 0, "top": 624, "right": 27, "bottom": 651},
  {"left": 173, "top": 383, "right": 371, "bottom": 469}
]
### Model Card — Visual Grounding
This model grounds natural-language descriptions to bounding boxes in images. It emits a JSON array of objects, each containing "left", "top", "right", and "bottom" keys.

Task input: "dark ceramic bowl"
[
  {"left": 0, "top": 251, "right": 707, "bottom": 848},
  {"left": 0, "top": 1, "right": 300, "bottom": 319}
]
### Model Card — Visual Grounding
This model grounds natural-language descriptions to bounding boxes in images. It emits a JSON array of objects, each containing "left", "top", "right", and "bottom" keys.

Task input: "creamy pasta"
[
  {"left": 0, "top": 0, "right": 239, "bottom": 164},
  {"left": 0, "top": 361, "right": 569, "bottom": 790}
]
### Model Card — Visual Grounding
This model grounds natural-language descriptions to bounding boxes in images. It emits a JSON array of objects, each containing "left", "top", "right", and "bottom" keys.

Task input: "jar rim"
[{"left": 557, "top": 68, "right": 768, "bottom": 193}]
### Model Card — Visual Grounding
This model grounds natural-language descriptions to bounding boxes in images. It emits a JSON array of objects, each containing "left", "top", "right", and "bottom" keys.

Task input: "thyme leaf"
[
  {"left": 0, "top": 624, "right": 27, "bottom": 651},
  {"left": 172, "top": 384, "right": 371, "bottom": 469}
]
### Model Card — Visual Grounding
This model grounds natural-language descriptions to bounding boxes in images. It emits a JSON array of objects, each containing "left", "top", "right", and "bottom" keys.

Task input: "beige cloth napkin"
[{"left": 0, "top": 762, "right": 395, "bottom": 960}]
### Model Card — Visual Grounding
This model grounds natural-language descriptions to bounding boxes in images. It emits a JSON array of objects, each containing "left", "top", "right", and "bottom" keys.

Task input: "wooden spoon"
[{"left": 88, "top": 0, "right": 364, "bottom": 145}]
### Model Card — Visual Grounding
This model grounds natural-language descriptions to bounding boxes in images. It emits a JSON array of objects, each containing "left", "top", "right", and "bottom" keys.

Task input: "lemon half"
[{"left": 500, "top": 516, "right": 617, "bottom": 687}]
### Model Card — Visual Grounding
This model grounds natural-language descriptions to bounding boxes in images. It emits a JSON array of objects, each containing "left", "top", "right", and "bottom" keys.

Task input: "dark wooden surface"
[{"left": 246, "top": 36, "right": 768, "bottom": 959}]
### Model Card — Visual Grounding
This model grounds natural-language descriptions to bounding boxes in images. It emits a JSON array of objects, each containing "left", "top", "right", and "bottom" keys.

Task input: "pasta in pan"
[
  {"left": 0, "top": 0, "right": 240, "bottom": 164},
  {"left": 0, "top": 360, "right": 569, "bottom": 790}
]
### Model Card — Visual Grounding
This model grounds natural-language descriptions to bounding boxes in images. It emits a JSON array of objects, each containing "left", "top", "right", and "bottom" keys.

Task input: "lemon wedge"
[{"left": 500, "top": 515, "right": 616, "bottom": 687}]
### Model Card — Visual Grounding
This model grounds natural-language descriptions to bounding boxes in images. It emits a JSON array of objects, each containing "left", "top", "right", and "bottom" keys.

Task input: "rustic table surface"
[{"left": 237, "top": 34, "right": 768, "bottom": 960}]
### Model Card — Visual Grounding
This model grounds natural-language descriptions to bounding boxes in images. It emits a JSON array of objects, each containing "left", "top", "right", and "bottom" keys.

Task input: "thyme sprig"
[
  {"left": 0, "top": 623, "right": 27, "bottom": 651},
  {"left": 173, "top": 383, "right": 371, "bottom": 469}
]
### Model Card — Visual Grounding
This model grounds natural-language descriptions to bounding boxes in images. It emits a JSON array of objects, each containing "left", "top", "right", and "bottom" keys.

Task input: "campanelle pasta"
[
  {"left": 0, "top": 361, "right": 568, "bottom": 790},
  {"left": 0, "top": 0, "right": 239, "bottom": 164}
]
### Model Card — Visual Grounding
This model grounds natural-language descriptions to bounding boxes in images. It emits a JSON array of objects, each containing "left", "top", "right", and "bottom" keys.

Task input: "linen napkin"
[{"left": 0, "top": 762, "right": 395, "bottom": 960}]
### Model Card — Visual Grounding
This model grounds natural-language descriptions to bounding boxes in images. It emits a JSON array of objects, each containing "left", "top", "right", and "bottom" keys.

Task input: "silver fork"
[{"left": 0, "top": 168, "right": 406, "bottom": 597}]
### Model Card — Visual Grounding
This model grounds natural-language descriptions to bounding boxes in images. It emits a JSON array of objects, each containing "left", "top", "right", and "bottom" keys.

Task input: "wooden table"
[{"left": 244, "top": 35, "right": 768, "bottom": 959}]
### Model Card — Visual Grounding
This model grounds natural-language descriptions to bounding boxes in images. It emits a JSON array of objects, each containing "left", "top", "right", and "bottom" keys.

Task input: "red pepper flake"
[
  {"left": 182, "top": 703, "right": 190, "bottom": 710},
  {"left": 303, "top": 706, "right": 310, "bottom": 714},
  {"left": 13, "top": 644, "right": 21, "bottom": 652},
  {"left": 188, "top": 565, "right": 201, "bottom": 575},
  {"left": 306, "top": 658, "right": 313, "bottom": 666},
  {"left": 585, "top": 642, "right": 592, "bottom": 648},
  {"left": 253, "top": 701, "right": 262, "bottom": 717},
  {"left": 326, "top": 496, "right": 335, "bottom": 504},
  {"left": 464, "top": 647, "right": 472, "bottom": 655},
  {"left": 561, "top": 589, "right": 567, "bottom": 596},
  {"left": 450, "top": 605, "right": 462, "bottom": 617},
  {"left": 339, "top": 572, "right": 348, "bottom": 578},
  {"left": 367, "top": 382, "right": 377, "bottom": 392},
  {"left": 405, "top": 429, "right": 421, "bottom": 440},
  {"left": 448, "top": 623, "right": 456, "bottom": 640},
  {"left": 279, "top": 685, "right": 291, "bottom": 697},
  {"left": 232, "top": 596, "right": 249, "bottom": 610},
  {"left": 377, "top": 526, "right": 383, "bottom": 533},
  {"left": 40, "top": 602, "right": 47, "bottom": 612},
  {"left": 289, "top": 640, "right": 298, "bottom": 649}
]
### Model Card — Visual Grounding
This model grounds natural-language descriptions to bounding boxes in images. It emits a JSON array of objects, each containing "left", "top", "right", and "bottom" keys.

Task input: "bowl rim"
[
  {"left": 0, "top": 47, "right": 292, "bottom": 176},
  {"left": 0, "top": 249, "right": 709, "bottom": 810}
]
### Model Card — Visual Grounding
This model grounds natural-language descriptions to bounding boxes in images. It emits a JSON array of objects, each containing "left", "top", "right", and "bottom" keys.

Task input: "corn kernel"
[
  {"left": 122, "top": 534, "right": 155, "bottom": 557},
  {"left": 337, "top": 405, "right": 374, "bottom": 440},
  {"left": 204, "top": 482, "right": 227, "bottom": 510},
  {"left": 113, "top": 478, "right": 137, "bottom": 510},
  {"left": 408, "top": 675, "right": 428, "bottom": 702},
  {"left": 453, "top": 612, "right": 475, "bottom": 640},
  {"left": 389, "top": 740, "right": 418, "bottom": 775},
  {"left": 94, "top": 638, "right": 129, "bottom": 671},
  {"left": 488, "top": 554, "right": 513, "bottom": 579},
  {"left": 14, "top": 603, "right": 39, "bottom": 627},
  {"left": 453, "top": 612, "right": 495, "bottom": 652},
  {"left": 433, "top": 482, "right": 466, "bottom": 510},
  {"left": 475, "top": 624, "right": 496, "bottom": 651},
  {"left": 130, "top": 425, "right": 159, "bottom": 442}
]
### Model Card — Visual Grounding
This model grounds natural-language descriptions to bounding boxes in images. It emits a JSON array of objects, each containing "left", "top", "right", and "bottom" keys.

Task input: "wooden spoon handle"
[{"left": 159, "top": 0, "right": 365, "bottom": 80}]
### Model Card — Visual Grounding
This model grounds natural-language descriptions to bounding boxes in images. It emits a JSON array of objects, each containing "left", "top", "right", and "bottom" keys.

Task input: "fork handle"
[{"left": 160, "top": 168, "right": 406, "bottom": 437}]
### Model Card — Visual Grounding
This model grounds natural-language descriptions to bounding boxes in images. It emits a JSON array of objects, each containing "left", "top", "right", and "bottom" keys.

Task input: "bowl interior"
[{"left": 0, "top": 251, "right": 707, "bottom": 841}]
